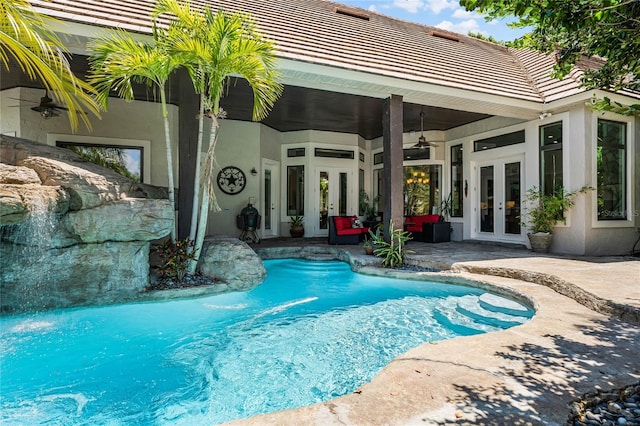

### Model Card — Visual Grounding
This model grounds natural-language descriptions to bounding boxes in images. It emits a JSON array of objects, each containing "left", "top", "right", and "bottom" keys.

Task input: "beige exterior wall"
[{"left": 3, "top": 86, "right": 637, "bottom": 255}]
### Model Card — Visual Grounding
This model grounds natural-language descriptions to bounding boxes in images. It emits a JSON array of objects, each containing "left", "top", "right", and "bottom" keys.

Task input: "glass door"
[
  {"left": 476, "top": 157, "right": 523, "bottom": 241},
  {"left": 261, "top": 159, "right": 280, "bottom": 238},
  {"left": 315, "top": 167, "right": 353, "bottom": 236}
]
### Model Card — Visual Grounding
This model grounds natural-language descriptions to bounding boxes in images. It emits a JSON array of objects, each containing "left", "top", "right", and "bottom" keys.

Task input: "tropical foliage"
[
  {"left": 67, "top": 146, "right": 140, "bottom": 182},
  {"left": 154, "top": 237, "right": 197, "bottom": 281},
  {"left": 460, "top": 0, "right": 640, "bottom": 116},
  {"left": 520, "top": 186, "right": 589, "bottom": 233},
  {"left": 152, "top": 0, "right": 282, "bottom": 274},
  {"left": 88, "top": 26, "right": 181, "bottom": 243},
  {"left": 369, "top": 220, "right": 414, "bottom": 268},
  {"left": 1, "top": 0, "right": 100, "bottom": 129},
  {"left": 88, "top": 0, "right": 283, "bottom": 261}
]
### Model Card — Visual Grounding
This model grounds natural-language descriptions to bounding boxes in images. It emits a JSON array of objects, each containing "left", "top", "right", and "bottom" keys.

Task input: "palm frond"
[{"left": 1, "top": 0, "right": 100, "bottom": 130}]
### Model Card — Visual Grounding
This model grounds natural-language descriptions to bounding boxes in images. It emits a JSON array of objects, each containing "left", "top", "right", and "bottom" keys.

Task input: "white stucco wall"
[
  {"left": 206, "top": 119, "right": 262, "bottom": 238},
  {"left": 0, "top": 88, "right": 22, "bottom": 136}
]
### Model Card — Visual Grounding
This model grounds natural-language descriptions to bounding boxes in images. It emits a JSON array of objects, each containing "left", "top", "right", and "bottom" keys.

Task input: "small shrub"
[
  {"left": 369, "top": 220, "right": 414, "bottom": 268},
  {"left": 155, "top": 238, "right": 196, "bottom": 281}
]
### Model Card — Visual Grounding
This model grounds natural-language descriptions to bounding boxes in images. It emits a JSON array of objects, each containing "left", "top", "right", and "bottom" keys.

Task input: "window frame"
[
  {"left": 539, "top": 121, "right": 563, "bottom": 197},
  {"left": 591, "top": 113, "right": 635, "bottom": 228}
]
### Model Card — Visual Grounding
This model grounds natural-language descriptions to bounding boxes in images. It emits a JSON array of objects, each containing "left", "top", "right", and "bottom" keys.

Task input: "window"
[
  {"left": 57, "top": 141, "right": 143, "bottom": 182},
  {"left": 373, "top": 152, "right": 383, "bottom": 165},
  {"left": 403, "top": 147, "right": 430, "bottom": 160},
  {"left": 597, "top": 119, "right": 627, "bottom": 220},
  {"left": 403, "top": 165, "right": 442, "bottom": 216},
  {"left": 314, "top": 148, "right": 354, "bottom": 159},
  {"left": 287, "top": 148, "right": 305, "bottom": 157},
  {"left": 287, "top": 165, "right": 304, "bottom": 216},
  {"left": 451, "top": 145, "right": 463, "bottom": 217},
  {"left": 474, "top": 130, "right": 525, "bottom": 152},
  {"left": 540, "top": 122, "right": 563, "bottom": 195},
  {"left": 358, "top": 169, "right": 365, "bottom": 215},
  {"left": 374, "top": 168, "right": 384, "bottom": 212}
]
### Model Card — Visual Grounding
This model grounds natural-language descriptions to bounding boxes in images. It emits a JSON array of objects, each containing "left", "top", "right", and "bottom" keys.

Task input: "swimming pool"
[{"left": 0, "top": 259, "right": 533, "bottom": 425}]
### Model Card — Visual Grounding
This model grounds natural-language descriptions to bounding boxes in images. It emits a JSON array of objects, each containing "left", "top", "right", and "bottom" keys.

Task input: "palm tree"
[
  {"left": 1, "top": 0, "right": 99, "bottom": 130},
  {"left": 154, "top": 0, "right": 283, "bottom": 274},
  {"left": 87, "top": 28, "right": 182, "bottom": 243}
]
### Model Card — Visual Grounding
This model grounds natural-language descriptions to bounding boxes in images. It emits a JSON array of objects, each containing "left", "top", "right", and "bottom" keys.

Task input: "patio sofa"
[
  {"left": 404, "top": 214, "right": 441, "bottom": 242},
  {"left": 328, "top": 215, "right": 370, "bottom": 245}
]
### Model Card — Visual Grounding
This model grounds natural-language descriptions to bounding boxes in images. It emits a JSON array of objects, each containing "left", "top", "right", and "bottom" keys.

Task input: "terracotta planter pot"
[
  {"left": 528, "top": 232, "right": 553, "bottom": 253},
  {"left": 289, "top": 226, "right": 304, "bottom": 238},
  {"left": 364, "top": 245, "right": 374, "bottom": 255}
]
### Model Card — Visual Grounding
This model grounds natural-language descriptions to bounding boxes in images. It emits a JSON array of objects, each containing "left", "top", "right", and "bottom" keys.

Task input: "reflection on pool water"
[{"left": 0, "top": 259, "right": 534, "bottom": 425}]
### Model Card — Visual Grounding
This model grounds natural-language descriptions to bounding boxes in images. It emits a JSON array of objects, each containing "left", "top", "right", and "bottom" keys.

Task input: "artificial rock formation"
[
  {"left": 0, "top": 135, "right": 173, "bottom": 313},
  {"left": 198, "top": 236, "right": 267, "bottom": 291}
]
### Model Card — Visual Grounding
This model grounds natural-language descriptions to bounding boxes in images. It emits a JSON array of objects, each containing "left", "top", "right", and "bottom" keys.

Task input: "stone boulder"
[
  {"left": 64, "top": 198, "right": 173, "bottom": 243},
  {"left": 0, "top": 134, "right": 173, "bottom": 313},
  {"left": 198, "top": 236, "right": 266, "bottom": 291}
]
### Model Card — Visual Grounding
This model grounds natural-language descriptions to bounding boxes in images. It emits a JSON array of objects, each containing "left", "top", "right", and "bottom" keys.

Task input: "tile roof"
[{"left": 29, "top": 0, "right": 602, "bottom": 104}]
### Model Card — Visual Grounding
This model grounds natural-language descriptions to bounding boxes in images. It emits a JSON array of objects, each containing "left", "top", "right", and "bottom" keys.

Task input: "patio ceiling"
[
  {"left": 2, "top": 55, "right": 490, "bottom": 140},
  {"left": 220, "top": 79, "right": 491, "bottom": 140}
]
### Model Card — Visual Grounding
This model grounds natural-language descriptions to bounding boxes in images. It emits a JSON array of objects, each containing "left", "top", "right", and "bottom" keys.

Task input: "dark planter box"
[{"left": 423, "top": 221, "right": 451, "bottom": 243}]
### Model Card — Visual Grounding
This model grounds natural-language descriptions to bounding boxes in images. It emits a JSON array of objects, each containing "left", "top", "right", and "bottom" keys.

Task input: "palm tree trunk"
[
  {"left": 187, "top": 113, "right": 221, "bottom": 275},
  {"left": 160, "top": 86, "right": 176, "bottom": 243},
  {"left": 188, "top": 90, "right": 206, "bottom": 245}
]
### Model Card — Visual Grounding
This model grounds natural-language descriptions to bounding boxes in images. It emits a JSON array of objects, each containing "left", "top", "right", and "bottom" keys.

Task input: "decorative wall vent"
[{"left": 333, "top": 7, "right": 370, "bottom": 21}]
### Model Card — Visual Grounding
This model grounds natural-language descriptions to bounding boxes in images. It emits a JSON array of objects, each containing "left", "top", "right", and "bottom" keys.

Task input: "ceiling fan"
[
  {"left": 412, "top": 110, "right": 439, "bottom": 149},
  {"left": 30, "top": 90, "right": 68, "bottom": 119}
]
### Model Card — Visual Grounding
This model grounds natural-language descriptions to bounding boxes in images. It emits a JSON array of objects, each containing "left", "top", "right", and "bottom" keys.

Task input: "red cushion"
[
  {"left": 334, "top": 216, "right": 352, "bottom": 231},
  {"left": 337, "top": 228, "right": 365, "bottom": 236},
  {"left": 406, "top": 214, "right": 440, "bottom": 225}
]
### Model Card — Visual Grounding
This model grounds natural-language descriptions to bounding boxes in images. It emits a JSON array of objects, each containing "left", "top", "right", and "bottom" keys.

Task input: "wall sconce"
[
  {"left": 250, "top": 167, "right": 257, "bottom": 176},
  {"left": 539, "top": 111, "right": 552, "bottom": 120}
]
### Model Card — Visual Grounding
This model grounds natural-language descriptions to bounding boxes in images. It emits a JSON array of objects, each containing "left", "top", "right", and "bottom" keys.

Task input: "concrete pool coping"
[{"left": 223, "top": 241, "right": 639, "bottom": 425}]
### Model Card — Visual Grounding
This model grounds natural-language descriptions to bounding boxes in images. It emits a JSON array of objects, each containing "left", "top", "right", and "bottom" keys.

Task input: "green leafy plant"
[
  {"left": 359, "top": 190, "right": 381, "bottom": 221},
  {"left": 289, "top": 215, "right": 304, "bottom": 227},
  {"left": 439, "top": 192, "right": 454, "bottom": 221},
  {"left": 368, "top": 220, "right": 414, "bottom": 268},
  {"left": 67, "top": 146, "right": 140, "bottom": 182},
  {"left": 520, "top": 186, "right": 589, "bottom": 233},
  {"left": 155, "top": 237, "right": 197, "bottom": 281}
]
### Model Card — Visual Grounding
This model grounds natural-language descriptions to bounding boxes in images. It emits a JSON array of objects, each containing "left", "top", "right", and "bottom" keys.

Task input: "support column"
[
  {"left": 382, "top": 94, "right": 404, "bottom": 240},
  {"left": 177, "top": 70, "right": 199, "bottom": 239}
]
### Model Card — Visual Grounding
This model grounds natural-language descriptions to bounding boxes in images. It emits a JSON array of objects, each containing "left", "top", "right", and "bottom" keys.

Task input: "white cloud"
[
  {"left": 435, "top": 19, "right": 483, "bottom": 35},
  {"left": 367, "top": 5, "right": 378, "bottom": 12},
  {"left": 452, "top": 8, "right": 479, "bottom": 20},
  {"left": 392, "top": 0, "right": 424, "bottom": 14},
  {"left": 425, "top": 0, "right": 457, "bottom": 14}
]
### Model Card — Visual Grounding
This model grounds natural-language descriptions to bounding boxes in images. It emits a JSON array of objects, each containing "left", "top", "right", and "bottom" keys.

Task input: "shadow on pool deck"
[{"left": 221, "top": 237, "right": 640, "bottom": 425}]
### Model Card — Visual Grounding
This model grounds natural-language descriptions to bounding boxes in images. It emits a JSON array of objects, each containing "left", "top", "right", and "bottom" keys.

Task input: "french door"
[
  {"left": 261, "top": 159, "right": 280, "bottom": 238},
  {"left": 475, "top": 157, "right": 524, "bottom": 241},
  {"left": 313, "top": 167, "right": 354, "bottom": 236}
]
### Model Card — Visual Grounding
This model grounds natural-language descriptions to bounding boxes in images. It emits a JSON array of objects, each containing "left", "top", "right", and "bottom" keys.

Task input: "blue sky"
[{"left": 336, "top": 0, "right": 528, "bottom": 42}]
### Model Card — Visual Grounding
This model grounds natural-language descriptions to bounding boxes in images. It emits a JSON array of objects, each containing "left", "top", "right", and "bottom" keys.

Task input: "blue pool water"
[{"left": 0, "top": 259, "right": 533, "bottom": 425}]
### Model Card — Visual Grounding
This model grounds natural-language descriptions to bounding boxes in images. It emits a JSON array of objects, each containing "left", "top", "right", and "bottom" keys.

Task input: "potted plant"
[
  {"left": 521, "top": 186, "right": 587, "bottom": 252},
  {"left": 289, "top": 215, "right": 304, "bottom": 237},
  {"left": 359, "top": 191, "right": 381, "bottom": 227},
  {"left": 363, "top": 238, "right": 374, "bottom": 255}
]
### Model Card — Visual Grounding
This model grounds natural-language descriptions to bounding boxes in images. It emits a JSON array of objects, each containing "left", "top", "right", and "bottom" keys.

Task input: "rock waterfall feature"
[{"left": 0, "top": 135, "right": 173, "bottom": 313}]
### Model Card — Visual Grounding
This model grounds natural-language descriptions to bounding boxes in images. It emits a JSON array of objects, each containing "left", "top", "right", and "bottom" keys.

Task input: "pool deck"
[{"left": 224, "top": 238, "right": 639, "bottom": 426}]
